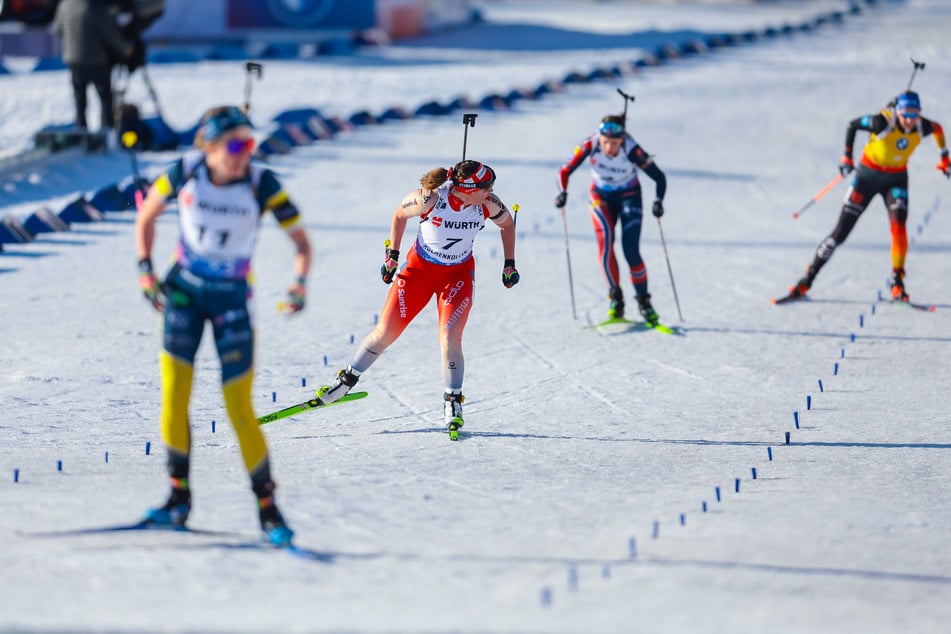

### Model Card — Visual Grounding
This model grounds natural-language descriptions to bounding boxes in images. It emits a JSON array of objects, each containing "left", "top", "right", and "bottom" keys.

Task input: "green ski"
[
  {"left": 258, "top": 391, "right": 369, "bottom": 425},
  {"left": 586, "top": 316, "right": 680, "bottom": 335}
]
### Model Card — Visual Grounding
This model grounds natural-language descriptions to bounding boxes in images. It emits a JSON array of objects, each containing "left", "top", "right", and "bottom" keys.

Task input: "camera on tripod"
[{"left": 109, "top": 0, "right": 164, "bottom": 72}]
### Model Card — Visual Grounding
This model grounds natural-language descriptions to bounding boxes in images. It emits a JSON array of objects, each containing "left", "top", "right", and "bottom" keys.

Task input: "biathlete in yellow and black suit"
[
  {"left": 787, "top": 91, "right": 950, "bottom": 301},
  {"left": 134, "top": 105, "right": 312, "bottom": 546}
]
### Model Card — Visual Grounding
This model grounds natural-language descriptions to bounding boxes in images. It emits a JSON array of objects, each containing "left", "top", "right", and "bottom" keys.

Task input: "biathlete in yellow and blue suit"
[
  {"left": 133, "top": 105, "right": 312, "bottom": 546},
  {"left": 788, "top": 91, "right": 950, "bottom": 301}
]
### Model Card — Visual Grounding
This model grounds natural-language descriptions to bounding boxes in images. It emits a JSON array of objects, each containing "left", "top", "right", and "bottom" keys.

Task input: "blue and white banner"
[{"left": 227, "top": 0, "right": 374, "bottom": 30}]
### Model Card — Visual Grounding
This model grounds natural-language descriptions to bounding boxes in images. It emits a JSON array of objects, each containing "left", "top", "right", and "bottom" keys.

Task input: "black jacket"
[{"left": 53, "top": 0, "right": 129, "bottom": 67}]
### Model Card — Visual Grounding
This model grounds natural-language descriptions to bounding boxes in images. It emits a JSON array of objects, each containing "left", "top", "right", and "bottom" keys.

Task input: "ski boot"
[
  {"left": 255, "top": 484, "right": 294, "bottom": 547},
  {"left": 444, "top": 391, "right": 464, "bottom": 441},
  {"left": 144, "top": 485, "right": 191, "bottom": 528},
  {"left": 788, "top": 276, "right": 812, "bottom": 299},
  {"left": 636, "top": 293, "right": 659, "bottom": 325},
  {"left": 890, "top": 268, "right": 908, "bottom": 301},
  {"left": 316, "top": 366, "right": 359, "bottom": 405},
  {"left": 607, "top": 286, "right": 624, "bottom": 319}
]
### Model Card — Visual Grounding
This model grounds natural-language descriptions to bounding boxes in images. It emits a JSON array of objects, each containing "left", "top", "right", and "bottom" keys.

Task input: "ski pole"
[
  {"left": 791, "top": 173, "right": 844, "bottom": 219},
  {"left": 559, "top": 205, "right": 577, "bottom": 320},
  {"left": 656, "top": 217, "right": 684, "bottom": 322},
  {"left": 120, "top": 131, "right": 146, "bottom": 209},
  {"left": 461, "top": 113, "right": 477, "bottom": 160}
]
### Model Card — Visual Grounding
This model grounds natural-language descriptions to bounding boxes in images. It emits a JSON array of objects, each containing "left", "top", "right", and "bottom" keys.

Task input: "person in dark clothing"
[{"left": 53, "top": 0, "right": 132, "bottom": 130}]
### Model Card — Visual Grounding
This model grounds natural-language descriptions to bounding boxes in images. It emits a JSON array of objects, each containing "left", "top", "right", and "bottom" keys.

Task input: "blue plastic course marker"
[
  {"left": 146, "top": 441, "right": 151, "bottom": 455},
  {"left": 715, "top": 486, "right": 721, "bottom": 502},
  {"left": 806, "top": 395, "right": 812, "bottom": 410},
  {"left": 540, "top": 587, "right": 552, "bottom": 606},
  {"left": 768, "top": 446, "right": 773, "bottom": 461},
  {"left": 794, "top": 411, "right": 800, "bottom": 429},
  {"left": 628, "top": 537, "right": 637, "bottom": 559}
]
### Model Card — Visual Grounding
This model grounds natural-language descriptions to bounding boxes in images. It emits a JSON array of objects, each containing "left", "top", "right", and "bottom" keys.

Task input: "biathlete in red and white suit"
[
  {"left": 555, "top": 114, "right": 667, "bottom": 323},
  {"left": 315, "top": 160, "right": 519, "bottom": 437}
]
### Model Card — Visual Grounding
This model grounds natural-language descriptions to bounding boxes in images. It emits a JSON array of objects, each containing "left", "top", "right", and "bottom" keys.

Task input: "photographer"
[{"left": 53, "top": 0, "right": 133, "bottom": 131}]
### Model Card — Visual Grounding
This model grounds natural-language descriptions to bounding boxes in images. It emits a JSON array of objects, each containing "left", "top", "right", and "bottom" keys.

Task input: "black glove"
[
  {"left": 554, "top": 191, "right": 567, "bottom": 209},
  {"left": 502, "top": 259, "right": 520, "bottom": 288},
  {"left": 652, "top": 199, "right": 664, "bottom": 218},
  {"left": 137, "top": 257, "right": 165, "bottom": 312},
  {"left": 381, "top": 248, "right": 399, "bottom": 284}
]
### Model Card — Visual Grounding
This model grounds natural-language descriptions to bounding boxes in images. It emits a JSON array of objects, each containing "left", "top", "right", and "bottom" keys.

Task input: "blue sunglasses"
[{"left": 599, "top": 121, "right": 624, "bottom": 138}]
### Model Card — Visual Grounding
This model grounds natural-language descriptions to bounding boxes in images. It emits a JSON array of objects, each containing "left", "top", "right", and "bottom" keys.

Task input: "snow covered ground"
[{"left": 1, "top": 1, "right": 950, "bottom": 632}]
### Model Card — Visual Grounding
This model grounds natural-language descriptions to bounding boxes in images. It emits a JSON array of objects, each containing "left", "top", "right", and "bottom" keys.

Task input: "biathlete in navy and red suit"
[
  {"left": 785, "top": 91, "right": 949, "bottom": 302},
  {"left": 555, "top": 114, "right": 668, "bottom": 324},
  {"left": 312, "top": 160, "right": 519, "bottom": 439}
]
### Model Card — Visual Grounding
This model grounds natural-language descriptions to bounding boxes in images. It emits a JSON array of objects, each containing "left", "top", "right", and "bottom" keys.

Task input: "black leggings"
[
  {"left": 68, "top": 64, "right": 115, "bottom": 129},
  {"left": 808, "top": 167, "right": 908, "bottom": 278}
]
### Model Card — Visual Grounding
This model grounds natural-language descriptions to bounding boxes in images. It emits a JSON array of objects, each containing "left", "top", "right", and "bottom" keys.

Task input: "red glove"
[
  {"left": 936, "top": 151, "right": 950, "bottom": 178},
  {"left": 838, "top": 155, "right": 854, "bottom": 177}
]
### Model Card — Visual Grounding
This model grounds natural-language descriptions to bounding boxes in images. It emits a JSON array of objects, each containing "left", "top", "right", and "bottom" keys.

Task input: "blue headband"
[{"left": 202, "top": 107, "right": 253, "bottom": 142}]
